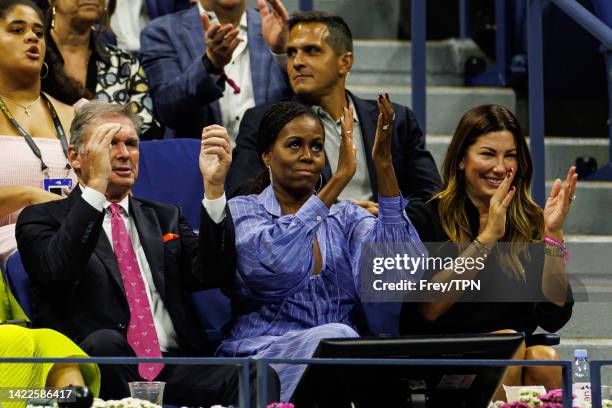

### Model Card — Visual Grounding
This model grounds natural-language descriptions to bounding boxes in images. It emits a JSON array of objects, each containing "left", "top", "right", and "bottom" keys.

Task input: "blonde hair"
[{"left": 434, "top": 105, "right": 543, "bottom": 281}]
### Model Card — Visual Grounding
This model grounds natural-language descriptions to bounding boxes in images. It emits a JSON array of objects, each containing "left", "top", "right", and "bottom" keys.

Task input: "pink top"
[{"left": 0, "top": 135, "right": 77, "bottom": 264}]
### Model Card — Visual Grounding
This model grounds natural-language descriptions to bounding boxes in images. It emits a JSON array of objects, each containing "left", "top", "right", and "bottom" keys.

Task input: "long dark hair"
[
  {"left": 241, "top": 101, "right": 322, "bottom": 195},
  {"left": 40, "top": 0, "right": 111, "bottom": 104},
  {"left": 0, "top": 0, "right": 42, "bottom": 19},
  {"left": 434, "top": 104, "right": 543, "bottom": 280}
]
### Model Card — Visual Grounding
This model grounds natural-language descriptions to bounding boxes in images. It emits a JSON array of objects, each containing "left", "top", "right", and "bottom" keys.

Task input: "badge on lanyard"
[{"left": 43, "top": 178, "right": 72, "bottom": 196}]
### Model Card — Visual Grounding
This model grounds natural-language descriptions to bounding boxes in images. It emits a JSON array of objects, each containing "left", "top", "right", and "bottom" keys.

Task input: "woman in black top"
[{"left": 401, "top": 104, "right": 576, "bottom": 394}]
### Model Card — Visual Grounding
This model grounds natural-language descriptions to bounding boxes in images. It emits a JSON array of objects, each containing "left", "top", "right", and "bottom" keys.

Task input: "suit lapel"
[
  {"left": 94, "top": 232, "right": 126, "bottom": 298},
  {"left": 129, "top": 198, "right": 166, "bottom": 300},
  {"left": 182, "top": 7, "right": 205, "bottom": 63},
  {"left": 247, "top": 8, "right": 269, "bottom": 105},
  {"left": 351, "top": 93, "right": 380, "bottom": 199},
  {"left": 67, "top": 187, "right": 126, "bottom": 296}
]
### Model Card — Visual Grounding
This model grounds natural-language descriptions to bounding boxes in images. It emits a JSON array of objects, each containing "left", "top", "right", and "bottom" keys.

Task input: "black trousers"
[{"left": 80, "top": 329, "right": 280, "bottom": 407}]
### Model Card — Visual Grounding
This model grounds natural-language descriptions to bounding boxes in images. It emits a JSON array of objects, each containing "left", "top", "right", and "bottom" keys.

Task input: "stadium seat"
[
  {"left": 132, "top": 139, "right": 204, "bottom": 230},
  {"left": 132, "top": 139, "right": 232, "bottom": 341},
  {"left": 5, "top": 251, "right": 32, "bottom": 319},
  {"left": 4, "top": 249, "right": 231, "bottom": 340},
  {"left": 191, "top": 289, "right": 232, "bottom": 342}
]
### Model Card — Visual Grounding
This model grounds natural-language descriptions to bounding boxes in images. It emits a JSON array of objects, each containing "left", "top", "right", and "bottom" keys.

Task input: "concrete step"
[
  {"left": 566, "top": 236, "right": 612, "bottom": 281},
  {"left": 426, "top": 136, "right": 610, "bottom": 181},
  {"left": 248, "top": 0, "right": 404, "bottom": 38},
  {"left": 550, "top": 182, "right": 611, "bottom": 235},
  {"left": 349, "top": 39, "right": 487, "bottom": 86},
  {"left": 564, "top": 236, "right": 612, "bottom": 289},
  {"left": 558, "top": 303, "right": 612, "bottom": 339},
  {"left": 348, "top": 85, "right": 516, "bottom": 135}
]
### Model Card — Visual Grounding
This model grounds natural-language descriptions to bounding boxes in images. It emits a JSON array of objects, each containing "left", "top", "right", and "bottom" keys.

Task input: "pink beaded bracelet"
[{"left": 544, "top": 235, "right": 569, "bottom": 262}]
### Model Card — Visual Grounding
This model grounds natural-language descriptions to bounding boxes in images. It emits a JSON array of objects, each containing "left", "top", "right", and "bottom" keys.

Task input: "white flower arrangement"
[{"left": 90, "top": 397, "right": 162, "bottom": 408}]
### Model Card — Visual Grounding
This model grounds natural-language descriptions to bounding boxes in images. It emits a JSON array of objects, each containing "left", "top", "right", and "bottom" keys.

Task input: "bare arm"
[
  {"left": 0, "top": 186, "right": 63, "bottom": 219},
  {"left": 372, "top": 93, "right": 399, "bottom": 197},
  {"left": 418, "top": 169, "right": 517, "bottom": 321},
  {"left": 541, "top": 166, "right": 578, "bottom": 306}
]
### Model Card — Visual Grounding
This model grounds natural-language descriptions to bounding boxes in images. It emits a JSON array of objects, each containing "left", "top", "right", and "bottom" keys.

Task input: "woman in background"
[
  {"left": 0, "top": 0, "right": 99, "bottom": 400},
  {"left": 42, "top": 0, "right": 159, "bottom": 138},
  {"left": 0, "top": 0, "right": 75, "bottom": 265}
]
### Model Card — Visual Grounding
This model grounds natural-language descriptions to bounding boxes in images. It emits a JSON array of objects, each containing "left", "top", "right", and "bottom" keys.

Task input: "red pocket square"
[{"left": 162, "top": 233, "right": 179, "bottom": 243}]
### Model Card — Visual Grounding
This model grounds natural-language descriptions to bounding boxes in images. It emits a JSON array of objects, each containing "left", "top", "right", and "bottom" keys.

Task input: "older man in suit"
[
  {"left": 139, "top": 0, "right": 292, "bottom": 141},
  {"left": 227, "top": 11, "right": 442, "bottom": 208},
  {"left": 16, "top": 101, "right": 279, "bottom": 406}
]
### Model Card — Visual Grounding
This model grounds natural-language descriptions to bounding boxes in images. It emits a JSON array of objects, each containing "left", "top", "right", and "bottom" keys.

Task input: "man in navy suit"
[
  {"left": 227, "top": 11, "right": 442, "bottom": 208},
  {"left": 16, "top": 102, "right": 279, "bottom": 406},
  {"left": 139, "top": 0, "right": 293, "bottom": 140}
]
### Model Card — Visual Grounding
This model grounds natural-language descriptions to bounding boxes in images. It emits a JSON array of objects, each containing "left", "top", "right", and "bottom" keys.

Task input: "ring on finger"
[
  {"left": 382, "top": 124, "right": 390, "bottom": 131},
  {"left": 569, "top": 194, "right": 576, "bottom": 203}
]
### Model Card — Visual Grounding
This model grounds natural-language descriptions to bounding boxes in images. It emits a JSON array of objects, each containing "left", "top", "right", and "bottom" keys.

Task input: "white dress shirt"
[
  {"left": 198, "top": 4, "right": 256, "bottom": 147},
  {"left": 81, "top": 185, "right": 227, "bottom": 351},
  {"left": 82, "top": 186, "right": 179, "bottom": 351},
  {"left": 110, "top": 0, "right": 150, "bottom": 52},
  {"left": 312, "top": 95, "right": 373, "bottom": 201}
]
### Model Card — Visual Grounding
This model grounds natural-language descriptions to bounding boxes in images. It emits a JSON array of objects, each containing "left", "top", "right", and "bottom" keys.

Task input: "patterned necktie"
[{"left": 109, "top": 203, "right": 164, "bottom": 381}]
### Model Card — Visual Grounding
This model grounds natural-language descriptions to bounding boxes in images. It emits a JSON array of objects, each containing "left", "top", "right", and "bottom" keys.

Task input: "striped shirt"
[{"left": 218, "top": 186, "right": 425, "bottom": 356}]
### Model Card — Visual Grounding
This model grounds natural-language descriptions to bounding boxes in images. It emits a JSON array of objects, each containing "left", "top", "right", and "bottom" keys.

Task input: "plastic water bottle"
[{"left": 573, "top": 349, "right": 592, "bottom": 407}]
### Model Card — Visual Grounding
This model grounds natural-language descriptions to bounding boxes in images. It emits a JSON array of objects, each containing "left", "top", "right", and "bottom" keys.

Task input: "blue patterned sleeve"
[{"left": 229, "top": 195, "right": 329, "bottom": 301}]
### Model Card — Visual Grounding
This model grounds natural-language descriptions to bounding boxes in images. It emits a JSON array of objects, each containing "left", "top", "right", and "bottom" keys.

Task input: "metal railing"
[
  {"left": 524, "top": 0, "right": 612, "bottom": 201},
  {"left": 527, "top": 0, "right": 612, "bottom": 184},
  {"left": 0, "top": 356, "right": 252, "bottom": 408},
  {"left": 590, "top": 359, "right": 612, "bottom": 408},
  {"left": 9, "top": 356, "right": 611, "bottom": 407},
  {"left": 256, "top": 357, "right": 574, "bottom": 408},
  {"left": 299, "top": 0, "right": 612, "bottom": 202}
]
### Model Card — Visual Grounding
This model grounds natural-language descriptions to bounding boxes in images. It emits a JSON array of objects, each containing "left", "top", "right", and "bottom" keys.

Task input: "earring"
[
  {"left": 51, "top": 6, "right": 56, "bottom": 30},
  {"left": 314, "top": 175, "right": 323, "bottom": 194},
  {"left": 40, "top": 62, "right": 49, "bottom": 79},
  {"left": 267, "top": 165, "right": 273, "bottom": 187}
]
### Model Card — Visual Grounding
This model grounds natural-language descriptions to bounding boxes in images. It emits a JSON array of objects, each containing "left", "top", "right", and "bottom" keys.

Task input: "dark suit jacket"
[
  {"left": 226, "top": 92, "right": 442, "bottom": 200},
  {"left": 139, "top": 6, "right": 292, "bottom": 139},
  {"left": 145, "top": 0, "right": 191, "bottom": 20},
  {"left": 15, "top": 188, "right": 235, "bottom": 356}
]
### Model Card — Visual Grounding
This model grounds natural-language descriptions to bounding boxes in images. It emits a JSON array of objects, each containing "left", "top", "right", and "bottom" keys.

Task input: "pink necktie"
[{"left": 109, "top": 203, "right": 164, "bottom": 381}]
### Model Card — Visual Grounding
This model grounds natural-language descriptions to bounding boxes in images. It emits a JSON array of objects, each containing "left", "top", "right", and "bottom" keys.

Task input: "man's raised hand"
[
  {"left": 200, "top": 125, "right": 232, "bottom": 199},
  {"left": 201, "top": 12, "right": 241, "bottom": 69},
  {"left": 84, "top": 123, "right": 121, "bottom": 194},
  {"left": 258, "top": 0, "right": 290, "bottom": 54}
]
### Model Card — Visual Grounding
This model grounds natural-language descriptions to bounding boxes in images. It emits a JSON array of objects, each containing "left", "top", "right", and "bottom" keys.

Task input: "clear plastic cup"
[{"left": 128, "top": 381, "right": 165, "bottom": 405}]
